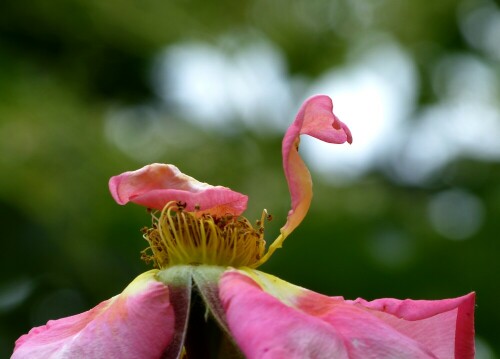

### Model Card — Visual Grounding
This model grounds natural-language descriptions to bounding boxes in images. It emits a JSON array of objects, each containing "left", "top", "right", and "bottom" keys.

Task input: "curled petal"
[
  {"left": 281, "top": 95, "right": 352, "bottom": 238},
  {"left": 254, "top": 95, "right": 352, "bottom": 266},
  {"left": 13, "top": 271, "right": 175, "bottom": 359},
  {"left": 109, "top": 163, "right": 248, "bottom": 216},
  {"left": 219, "top": 269, "right": 475, "bottom": 359}
]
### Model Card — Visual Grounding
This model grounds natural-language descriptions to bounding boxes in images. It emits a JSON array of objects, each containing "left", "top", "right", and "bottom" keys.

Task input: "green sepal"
[
  {"left": 192, "top": 265, "right": 244, "bottom": 358},
  {"left": 157, "top": 265, "right": 244, "bottom": 358},
  {"left": 157, "top": 266, "right": 193, "bottom": 359},
  {"left": 192, "top": 266, "right": 228, "bottom": 335}
]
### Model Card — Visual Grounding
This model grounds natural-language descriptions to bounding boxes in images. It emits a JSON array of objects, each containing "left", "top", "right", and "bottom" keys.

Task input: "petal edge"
[
  {"left": 13, "top": 271, "right": 175, "bottom": 359},
  {"left": 109, "top": 163, "right": 248, "bottom": 216}
]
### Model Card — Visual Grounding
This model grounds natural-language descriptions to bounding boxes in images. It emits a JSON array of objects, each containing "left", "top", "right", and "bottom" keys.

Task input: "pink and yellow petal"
[
  {"left": 109, "top": 163, "right": 248, "bottom": 216},
  {"left": 219, "top": 270, "right": 349, "bottom": 358},
  {"left": 280, "top": 95, "right": 352, "bottom": 238},
  {"left": 220, "top": 269, "right": 474, "bottom": 359},
  {"left": 13, "top": 270, "right": 175, "bottom": 359}
]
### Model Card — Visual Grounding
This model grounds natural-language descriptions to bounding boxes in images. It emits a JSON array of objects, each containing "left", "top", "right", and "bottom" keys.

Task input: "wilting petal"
[
  {"left": 13, "top": 271, "right": 175, "bottom": 359},
  {"left": 109, "top": 163, "right": 248, "bottom": 216},
  {"left": 281, "top": 95, "right": 352, "bottom": 238},
  {"left": 219, "top": 269, "right": 475, "bottom": 359}
]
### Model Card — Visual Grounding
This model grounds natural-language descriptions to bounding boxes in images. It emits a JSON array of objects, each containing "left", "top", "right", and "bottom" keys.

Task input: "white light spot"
[
  {"left": 152, "top": 36, "right": 293, "bottom": 134},
  {"left": 367, "top": 229, "right": 415, "bottom": 267},
  {"left": 303, "top": 37, "right": 417, "bottom": 182},
  {"left": 104, "top": 105, "right": 197, "bottom": 162},
  {"left": 475, "top": 336, "right": 498, "bottom": 359},
  {"left": 459, "top": 0, "right": 500, "bottom": 60},
  {"left": 427, "top": 189, "right": 484, "bottom": 240},
  {"left": 431, "top": 54, "right": 498, "bottom": 103},
  {"left": 0, "top": 278, "right": 34, "bottom": 312},
  {"left": 390, "top": 55, "right": 500, "bottom": 184}
]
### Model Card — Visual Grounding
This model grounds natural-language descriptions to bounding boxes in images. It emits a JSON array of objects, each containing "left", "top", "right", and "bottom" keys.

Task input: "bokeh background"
[{"left": 1, "top": 0, "right": 499, "bottom": 357}]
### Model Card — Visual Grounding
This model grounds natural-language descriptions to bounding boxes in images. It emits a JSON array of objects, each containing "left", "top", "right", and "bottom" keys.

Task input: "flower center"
[{"left": 141, "top": 201, "right": 267, "bottom": 268}]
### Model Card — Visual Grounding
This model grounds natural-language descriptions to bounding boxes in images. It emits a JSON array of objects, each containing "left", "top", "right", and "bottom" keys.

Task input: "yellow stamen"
[
  {"left": 142, "top": 201, "right": 267, "bottom": 268},
  {"left": 250, "top": 232, "right": 286, "bottom": 268}
]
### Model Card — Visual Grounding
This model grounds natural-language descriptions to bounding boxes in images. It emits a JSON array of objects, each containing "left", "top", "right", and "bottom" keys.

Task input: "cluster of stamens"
[{"left": 141, "top": 201, "right": 269, "bottom": 268}]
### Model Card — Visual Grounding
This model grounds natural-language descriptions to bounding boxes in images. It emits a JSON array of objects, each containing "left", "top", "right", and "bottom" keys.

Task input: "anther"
[
  {"left": 141, "top": 201, "right": 266, "bottom": 268},
  {"left": 176, "top": 201, "right": 187, "bottom": 209}
]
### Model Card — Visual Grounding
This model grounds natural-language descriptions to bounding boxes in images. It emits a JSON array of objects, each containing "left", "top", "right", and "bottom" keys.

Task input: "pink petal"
[
  {"left": 219, "top": 271, "right": 349, "bottom": 358},
  {"left": 219, "top": 270, "right": 475, "bottom": 359},
  {"left": 12, "top": 271, "right": 175, "bottom": 359},
  {"left": 281, "top": 95, "right": 352, "bottom": 237},
  {"left": 109, "top": 163, "right": 248, "bottom": 216},
  {"left": 347, "top": 294, "right": 475, "bottom": 359}
]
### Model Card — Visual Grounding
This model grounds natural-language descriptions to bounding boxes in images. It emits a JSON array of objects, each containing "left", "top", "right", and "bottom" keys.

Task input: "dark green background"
[{"left": 1, "top": 0, "right": 498, "bottom": 357}]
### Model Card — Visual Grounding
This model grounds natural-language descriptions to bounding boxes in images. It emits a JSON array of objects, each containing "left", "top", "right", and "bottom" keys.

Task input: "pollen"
[{"left": 141, "top": 201, "right": 267, "bottom": 268}]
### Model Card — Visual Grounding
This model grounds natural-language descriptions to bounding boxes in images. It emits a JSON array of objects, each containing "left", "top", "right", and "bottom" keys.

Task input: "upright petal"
[
  {"left": 281, "top": 95, "right": 352, "bottom": 238},
  {"left": 13, "top": 271, "right": 175, "bottom": 359},
  {"left": 219, "top": 269, "right": 475, "bottom": 359},
  {"left": 109, "top": 163, "right": 248, "bottom": 216}
]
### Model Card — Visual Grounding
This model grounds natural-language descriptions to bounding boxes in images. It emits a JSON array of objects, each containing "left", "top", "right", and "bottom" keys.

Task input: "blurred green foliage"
[{"left": 1, "top": 0, "right": 499, "bottom": 357}]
